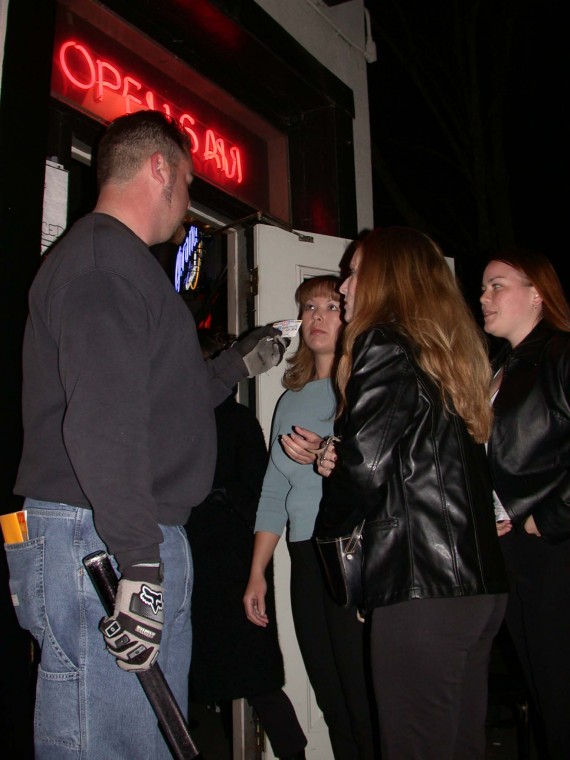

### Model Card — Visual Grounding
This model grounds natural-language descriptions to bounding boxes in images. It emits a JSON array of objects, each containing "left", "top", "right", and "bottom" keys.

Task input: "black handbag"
[{"left": 315, "top": 521, "right": 365, "bottom": 608}]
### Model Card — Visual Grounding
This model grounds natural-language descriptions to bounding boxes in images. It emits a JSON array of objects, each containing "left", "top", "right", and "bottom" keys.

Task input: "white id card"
[{"left": 273, "top": 319, "right": 302, "bottom": 338}]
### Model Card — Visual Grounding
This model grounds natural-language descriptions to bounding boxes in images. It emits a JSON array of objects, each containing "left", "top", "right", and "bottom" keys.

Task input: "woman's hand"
[
  {"left": 496, "top": 520, "right": 512, "bottom": 538},
  {"left": 317, "top": 438, "right": 338, "bottom": 478},
  {"left": 280, "top": 426, "right": 323, "bottom": 465},
  {"left": 243, "top": 573, "right": 269, "bottom": 627},
  {"left": 524, "top": 514, "right": 542, "bottom": 537},
  {"left": 244, "top": 532, "right": 279, "bottom": 627}
]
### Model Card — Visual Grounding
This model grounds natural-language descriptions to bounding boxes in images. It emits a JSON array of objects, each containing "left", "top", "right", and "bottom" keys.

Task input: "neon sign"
[
  {"left": 58, "top": 40, "right": 243, "bottom": 185},
  {"left": 175, "top": 225, "right": 207, "bottom": 293}
]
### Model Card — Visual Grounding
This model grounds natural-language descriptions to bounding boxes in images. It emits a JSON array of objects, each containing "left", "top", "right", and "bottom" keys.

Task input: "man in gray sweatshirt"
[{"left": 9, "top": 110, "right": 285, "bottom": 760}]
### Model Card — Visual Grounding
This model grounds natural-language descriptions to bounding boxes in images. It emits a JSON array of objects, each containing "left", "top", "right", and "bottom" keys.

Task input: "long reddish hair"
[{"left": 336, "top": 227, "right": 493, "bottom": 443}]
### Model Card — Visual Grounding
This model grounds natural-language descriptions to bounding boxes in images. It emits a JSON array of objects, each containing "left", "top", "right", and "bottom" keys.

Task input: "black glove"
[
  {"left": 233, "top": 325, "right": 290, "bottom": 377},
  {"left": 99, "top": 563, "right": 163, "bottom": 672}
]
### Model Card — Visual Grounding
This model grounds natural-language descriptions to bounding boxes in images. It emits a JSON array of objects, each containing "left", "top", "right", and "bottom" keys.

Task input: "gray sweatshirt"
[{"left": 15, "top": 213, "right": 246, "bottom": 570}]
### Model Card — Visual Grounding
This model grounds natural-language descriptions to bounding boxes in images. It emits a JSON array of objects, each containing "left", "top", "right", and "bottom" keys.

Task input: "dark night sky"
[{"left": 363, "top": 0, "right": 567, "bottom": 306}]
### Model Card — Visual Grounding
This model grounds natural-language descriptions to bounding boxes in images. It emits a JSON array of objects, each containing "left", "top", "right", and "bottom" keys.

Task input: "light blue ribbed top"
[{"left": 254, "top": 378, "right": 336, "bottom": 541}]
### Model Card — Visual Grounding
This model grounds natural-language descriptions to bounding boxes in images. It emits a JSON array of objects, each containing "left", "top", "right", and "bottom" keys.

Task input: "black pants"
[
  {"left": 501, "top": 530, "right": 570, "bottom": 760},
  {"left": 371, "top": 594, "right": 507, "bottom": 760},
  {"left": 248, "top": 689, "right": 307, "bottom": 758},
  {"left": 288, "top": 540, "right": 377, "bottom": 760}
]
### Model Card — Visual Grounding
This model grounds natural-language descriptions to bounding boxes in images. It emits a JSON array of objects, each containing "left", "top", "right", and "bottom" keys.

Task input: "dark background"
[
  {"left": 0, "top": 1, "right": 565, "bottom": 757},
  {"left": 363, "top": 0, "right": 567, "bottom": 311}
]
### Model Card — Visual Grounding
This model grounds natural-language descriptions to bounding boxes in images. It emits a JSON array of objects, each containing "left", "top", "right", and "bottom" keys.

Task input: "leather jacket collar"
[{"left": 492, "top": 319, "right": 553, "bottom": 370}]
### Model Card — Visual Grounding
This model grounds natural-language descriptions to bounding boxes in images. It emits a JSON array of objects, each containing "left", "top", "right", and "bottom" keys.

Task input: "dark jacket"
[
  {"left": 186, "top": 396, "right": 285, "bottom": 702},
  {"left": 488, "top": 320, "right": 570, "bottom": 543},
  {"left": 317, "top": 325, "right": 507, "bottom": 610}
]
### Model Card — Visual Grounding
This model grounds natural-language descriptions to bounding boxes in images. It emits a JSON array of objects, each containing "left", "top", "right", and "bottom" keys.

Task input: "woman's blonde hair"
[
  {"left": 336, "top": 227, "right": 493, "bottom": 443},
  {"left": 282, "top": 275, "right": 341, "bottom": 391}
]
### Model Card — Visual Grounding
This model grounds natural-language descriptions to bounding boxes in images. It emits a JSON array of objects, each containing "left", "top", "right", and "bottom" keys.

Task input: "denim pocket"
[
  {"left": 35, "top": 666, "right": 81, "bottom": 750},
  {"left": 5, "top": 537, "right": 46, "bottom": 642}
]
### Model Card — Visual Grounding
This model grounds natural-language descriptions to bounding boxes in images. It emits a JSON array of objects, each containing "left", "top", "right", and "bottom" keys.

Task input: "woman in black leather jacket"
[
  {"left": 481, "top": 248, "right": 570, "bottom": 759},
  {"left": 316, "top": 227, "right": 508, "bottom": 760}
]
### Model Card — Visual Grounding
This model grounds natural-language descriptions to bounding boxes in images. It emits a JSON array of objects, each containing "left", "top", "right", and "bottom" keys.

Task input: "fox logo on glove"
[
  {"left": 101, "top": 576, "right": 164, "bottom": 672},
  {"left": 138, "top": 584, "right": 163, "bottom": 616}
]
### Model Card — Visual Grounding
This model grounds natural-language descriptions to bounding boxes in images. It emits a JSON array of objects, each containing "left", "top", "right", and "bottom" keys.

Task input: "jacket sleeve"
[
  {"left": 318, "top": 329, "right": 417, "bottom": 538},
  {"left": 530, "top": 350, "right": 570, "bottom": 543},
  {"left": 532, "top": 481, "right": 570, "bottom": 543},
  {"left": 254, "top": 402, "right": 291, "bottom": 537},
  {"left": 205, "top": 347, "right": 248, "bottom": 406}
]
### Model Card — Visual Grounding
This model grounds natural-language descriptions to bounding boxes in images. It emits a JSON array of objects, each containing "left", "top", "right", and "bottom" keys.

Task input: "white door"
[{"left": 253, "top": 223, "right": 352, "bottom": 759}]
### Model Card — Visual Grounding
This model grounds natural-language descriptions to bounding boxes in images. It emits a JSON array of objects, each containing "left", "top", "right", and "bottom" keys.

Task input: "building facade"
[{"left": 0, "top": 1, "right": 374, "bottom": 756}]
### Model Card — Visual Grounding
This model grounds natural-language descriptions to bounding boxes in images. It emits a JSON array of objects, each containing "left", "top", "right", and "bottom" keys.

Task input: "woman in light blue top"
[
  {"left": 252, "top": 373, "right": 336, "bottom": 543},
  {"left": 244, "top": 276, "right": 377, "bottom": 759}
]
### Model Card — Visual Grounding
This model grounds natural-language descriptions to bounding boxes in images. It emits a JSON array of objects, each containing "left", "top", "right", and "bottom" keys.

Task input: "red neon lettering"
[
  {"left": 59, "top": 41, "right": 96, "bottom": 90},
  {"left": 179, "top": 114, "right": 199, "bottom": 154},
  {"left": 96, "top": 60, "right": 121, "bottom": 102},
  {"left": 57, "top": 40, "right": 246, "bottom": 185},
  {"left": 144, "top": 91, "right": 171, "bottom": 119},
  {"left": 123, "top": 76, "right": 143, "bottom": 113},
  {"left": 204, "top": 130, "right": 222, "bottom": 169},
  {"left": 204, "top": 130, "right": 242, "bottom": 183},
  {"left": 227, "top": 146, "right": 243, "bottom": 184}
]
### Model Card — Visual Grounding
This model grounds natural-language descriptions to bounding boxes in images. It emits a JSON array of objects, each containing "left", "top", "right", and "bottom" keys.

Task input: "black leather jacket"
[
  {"left": 317, "top": 325, "right": 507, "bottom": 610},
  {"left": 488, "top": 320, "right": 570, "bottom": 543}
]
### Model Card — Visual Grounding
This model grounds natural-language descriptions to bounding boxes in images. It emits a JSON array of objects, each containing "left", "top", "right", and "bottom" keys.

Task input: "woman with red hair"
[
  {"left": 317, "top": 227, "right": 508, "bottom": 759},
  {"left": 481, "top": 248, "right": 570, "bottom": 758}
]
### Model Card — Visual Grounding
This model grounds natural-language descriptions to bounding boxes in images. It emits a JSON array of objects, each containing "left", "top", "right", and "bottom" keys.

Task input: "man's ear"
[{"left": 150, "top": 151, "right": 168, "bottom": 186}]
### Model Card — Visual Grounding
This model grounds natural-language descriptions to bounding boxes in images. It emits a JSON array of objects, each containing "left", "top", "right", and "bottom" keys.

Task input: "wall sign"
[
  {"left": 42, "top": 159, "right": 69, "bottom": 254},
  {"left": 51, "top": 0, "right": 289, "bottom": 220},
  {"left": 58, "top": 39, "right": 243, "bottom": 185}
]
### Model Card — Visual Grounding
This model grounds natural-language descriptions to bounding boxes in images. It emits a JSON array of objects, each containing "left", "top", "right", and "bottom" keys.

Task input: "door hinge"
[
  {"left": 255, "top": 710, "right": 265, "bottom": 758},
  {"left": 249, "top": 267, "right": 259, "bottom": 297}
]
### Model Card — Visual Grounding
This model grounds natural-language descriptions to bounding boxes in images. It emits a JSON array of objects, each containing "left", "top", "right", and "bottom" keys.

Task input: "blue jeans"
[{"left": 5, "top": 499, "right": 193, "bottom": 760}]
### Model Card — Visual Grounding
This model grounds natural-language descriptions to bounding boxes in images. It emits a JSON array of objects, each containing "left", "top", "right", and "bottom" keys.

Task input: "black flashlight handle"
[{"left": 83, "top": 551, "right": 202, "bottom": 760}]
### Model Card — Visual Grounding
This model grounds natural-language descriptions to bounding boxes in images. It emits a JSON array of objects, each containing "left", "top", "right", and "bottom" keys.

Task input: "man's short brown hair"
[{"left": 96, "top": 110, "right": 190, "bottom": 188}]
